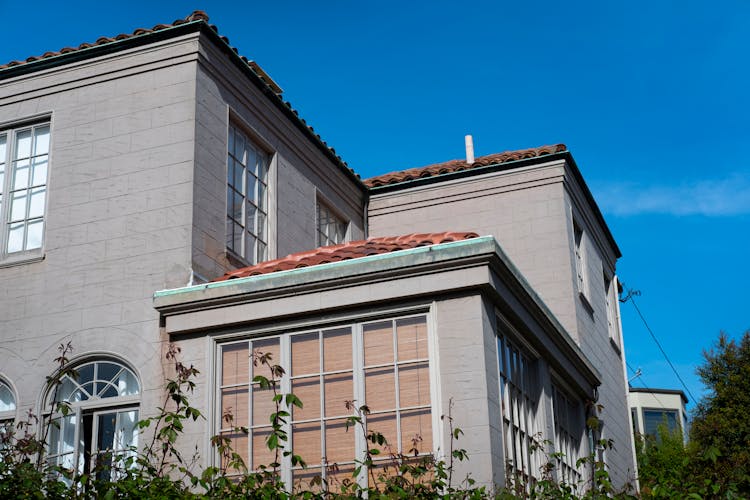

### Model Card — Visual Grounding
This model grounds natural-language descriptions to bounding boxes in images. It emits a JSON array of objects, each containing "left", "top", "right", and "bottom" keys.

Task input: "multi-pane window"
[
  {"left": 227, "top": 124, "right": 268, "bottom": 264},
  {"left": 217, "top": 314, "right": 432, "bottom": 489},
  {"left": 316, "top": 201, "right": 347, "bottom": 247},
  {"left": 0, "top": 123, "right": 50, "bottom": 257},
  {"left": 497, "top": 325, "right": 541, "bottom": 486},
  {"left": 0, "top": 380, "right": 16, "bottom": 454},
  {"left": 46, "top": 360, "right": 140, "bottom": 481},
  {"left": 604, "top": 274, "right": 621, "bottom": 349},
  {"left": 573, "top": 222, "right": 586, "bottom": 297},
  {"left": 552, "top": 385, "right": 583, "bottom": 485},
  {"left": 642, "top": 409, "right": 679, "bottom": 438}
]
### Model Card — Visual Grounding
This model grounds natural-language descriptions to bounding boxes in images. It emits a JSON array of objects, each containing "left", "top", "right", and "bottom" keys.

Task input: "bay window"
[{"left": 217, "top": 314, "right": 433, "bottom": 489}]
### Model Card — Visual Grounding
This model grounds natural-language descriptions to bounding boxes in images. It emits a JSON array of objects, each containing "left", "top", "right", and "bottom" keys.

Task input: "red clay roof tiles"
[
  {"left": 215, "top": 232, "right": 479, "bottom": 281},
  {"left": 364, "top": 144, "right": 567, "bottom": 188}
]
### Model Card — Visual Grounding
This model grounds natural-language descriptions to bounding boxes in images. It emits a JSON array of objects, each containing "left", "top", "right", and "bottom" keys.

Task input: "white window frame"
[
  {"left": 226, "top": 122, "right": 270, "bottom": 265},
  {"left": 0, "top": 379, "right": 17, "bottom": 455},
  {"left": 604, "top": 273, "right": 623, "bottom": 351},
  {"left": 45, "top": 359, "right": 140, "bottom": 480},
  {"left": 215, "top": 313, "right": 435, "bottom": 490},
  {"left": 0, "top": 121, "right": 51, "bottom": 265},
  {"left": 315, "top": 197, "right": 348, "bottom": 247},
  {"left": 573, "top": 221, "right": 587, "bottom": 299},
  {"left": 496, "top": 319, "right": 542, "bottom": 487},
  {"left": 551, "top": 384, "right": 584, "bottom": 485}
]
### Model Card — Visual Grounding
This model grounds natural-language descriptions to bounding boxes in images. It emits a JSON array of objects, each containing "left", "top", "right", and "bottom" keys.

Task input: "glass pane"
[
  {"left": 7, "top": 222, "right": 24, "bottom": 253},
  {"left": 61, "top": 414, "right": 76, "bottom": 455},
  {"left": 222, "top": 343, "right": 249, "bottom": 386},
  {"left": 251, "top": 427, "right": 274, "bottom": 469},
  {"left": 257, "top": 213, "right": 266, "bottom": 242},
  {"left": 323, "top": 328, "right": 352, "bottom": 372},
  {"left": 258, "top": 183, "right": 267, "bottom": 211},
  {"left": 48, "top": 417, "right": 61, "bottom": 456},
  {"left": 0, "top": 383, "right": 15, "bottom": 411},
  {"left": 232, "top": 190, "right": 243, "bottom": 222},
  {"left": 97, "top": 412, "right": 117, "bottom": 452},
  {"left": 31, "top": 156, "right": 47, "bottom": 186},
  {"left": 323, "top": 373, "right": 352, "bottom": 418},
  {"left": 10, "top": 190, "right": 27, "bottom": 220},
  {"left": 227, "top": 128, "right": 235, "bottom": 163},
  {"left": 396, "top": 317, "right": 428, "bottom": 361},
  {"left": 327, "top": 464, "right": 356, "bottom": 492},
  {"left": 252, "top": 338, "right": 280, "bottom": 368},
  {"left": 222, "top": 386, "right": 249, "bottom": 428},
  {"left": 325, "top": 418, "right": 354, "bottom": 464},
  {"left": 232, "top": 159, "right": 243, "bottom": 190},
  {"left": 115, "top": 368, "right": 139, "bottom": 396},
  {"left": 293, "top": 468, "right": 323, "bottom": 492},
  {"left": 257, "top": 151, "right": 267, "bottom": 181},
  {"left": 363, "top": 321, "right": 393, "bottom": 366},
  {"left": 257, "top": 241, "right": 267, "bottom": 262},
  {"left": 365, "top": 367, "right": 396, "bottom": 412},
  {"left": 292, "top": 421, "right": 321, "bottom": 467},
  {"left": 398, "top": 362, "right": 431, "bottom": 408},
  {"left": 291, "top": 332, "right": 319, "bottom": 376},
  {"left": 221, "top": 431, "right": 248, "bottom": 471},
  {"left": 34, "top": 126, "right": 50, "bottom": 155},
  {"left": 245, "top": 203, "right": 257, "bottom": 235},
  {"left": 0, "top": 134, "right": 6, "bottom": 162},
  {"left": 246, "top": 172, "right": 257, "bottom": 202},
  {"left": 246, "top": 145, "right": 257, "bottom": 176},
  {"left": 12, "top": 158, "right": 30, "bottom": 189},
  {"left": 225, "top": 217, "right": 234, "bottom": 249},
  {"left": 251, "top": 383, "right": 277, "bottom": 427},
  {"left": 244, "top": 232, "right": 256, "bottom": 263},
  {"left": 26, "top": 220, "right": 43, "bottom": 250},
  {"left": 234, "top": 132, "right": 246, "bottom": 164},
  {"left": 14, "top": 129, "right": 32, "bottom": 159},
  {"left": 291, "top": 376, "right": 320, "bottom": 422},
  {"left": 232, "top": 222, "right": 242, "bottom": 252},
  {"left": 366, "top": 412, "right": 397, "bottom": 454},
  {"left": 400, "top": 409, "right": 432, "bottom": 455}
]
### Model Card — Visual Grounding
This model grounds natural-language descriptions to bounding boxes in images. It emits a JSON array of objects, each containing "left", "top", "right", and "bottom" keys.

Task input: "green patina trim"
[{"left": 153, "top": 236, "right": 495, "bottom": 298}]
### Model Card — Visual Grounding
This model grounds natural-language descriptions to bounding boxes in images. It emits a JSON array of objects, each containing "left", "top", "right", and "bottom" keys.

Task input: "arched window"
[
  {"left": 46, "top": 359, "right": 140, "bottom": 479},
  {"left": 0, "top": 379, "right": 16, "bottom": 450}
]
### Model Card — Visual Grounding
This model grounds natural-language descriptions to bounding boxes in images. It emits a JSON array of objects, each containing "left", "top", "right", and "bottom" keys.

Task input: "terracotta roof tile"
[
  {"left": 215, "top": 232, "right": 479, "bottom": 281},
  {"left": 364, "top": 144, "right": 567, "bottom": 188}
]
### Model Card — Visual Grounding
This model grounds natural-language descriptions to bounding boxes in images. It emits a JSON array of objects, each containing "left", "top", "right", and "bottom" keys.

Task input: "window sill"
[
  {"left": 0, "top": 252, "right": 45, "bottom": 269},
  {"left": 225, "top": 249, "right": 251, "bottom": 269}
]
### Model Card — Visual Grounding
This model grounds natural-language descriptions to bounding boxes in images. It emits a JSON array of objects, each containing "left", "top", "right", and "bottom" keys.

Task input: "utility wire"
[{"left": 623, "top": 289, "right": 698, "bottom": 404}]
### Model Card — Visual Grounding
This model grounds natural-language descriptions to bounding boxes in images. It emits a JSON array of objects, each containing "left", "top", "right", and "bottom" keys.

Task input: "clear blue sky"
[{"left": 2, "top": 1, "right": 748, "bottom": 410}]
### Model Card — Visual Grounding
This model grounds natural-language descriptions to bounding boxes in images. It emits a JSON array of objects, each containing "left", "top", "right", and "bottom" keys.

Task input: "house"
[
  {"left": 629, "top": 387, "right": 689, "bottom": 443},
  {"left": 0, "top": 10, "right": 636, "bottom": 491}
]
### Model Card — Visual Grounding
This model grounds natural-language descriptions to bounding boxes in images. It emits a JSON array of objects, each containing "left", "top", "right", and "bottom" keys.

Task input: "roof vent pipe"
[{"left": 465, "top": 135, "right": 475, "bottom": 164}]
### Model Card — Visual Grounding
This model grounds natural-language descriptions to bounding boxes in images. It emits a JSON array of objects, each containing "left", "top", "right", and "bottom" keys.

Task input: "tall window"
[
  {"left": 573, "top": 221, "right": 586, "bottom": 297},
  {"left": 316, "top": 201, "right": 347, "bottom": 247},
  {"left": 227, "top": 124, "right": 268, "bottom": 264},
  {"left": 46, "top": 360, "right": 140, "bottom": 480},
  {"left": 497, "top": 325, "right": 541, "bottom": 486},
  {"left": 0, "top": 123, "right": 50, "bottom": 257},
  {"left": 551, "top": 385, "right": 583, "bottom": 485},
  {"left": 218, "top": 314, "right": 432, "bottom": 489},
  {"left": 603, "top": 274, "right": 621, "bottom": 349},
  {"left": 642, "top": 409, "right": 679, "bottom": 438},
  {"left": 0, "top": 380, "right": 16, "bottom": 453}
]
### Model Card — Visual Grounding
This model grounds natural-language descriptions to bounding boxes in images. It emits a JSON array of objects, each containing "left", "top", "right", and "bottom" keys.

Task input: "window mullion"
[
  {"left": 352, "top": 323, "right": 367, "bottom": 488},
  {"left": 280, "top": 335, "right": 292, "bottom": 486}
]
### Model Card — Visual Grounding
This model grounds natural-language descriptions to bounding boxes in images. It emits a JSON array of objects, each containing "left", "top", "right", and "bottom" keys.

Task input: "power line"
[{"left": 621, "top": 286, "right": 698, "bottom": 404}]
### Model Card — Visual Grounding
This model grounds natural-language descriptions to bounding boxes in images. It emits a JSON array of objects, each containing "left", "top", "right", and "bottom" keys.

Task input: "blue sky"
[{"left": 2, "top": 1, "right": 748, "bottom": 409}]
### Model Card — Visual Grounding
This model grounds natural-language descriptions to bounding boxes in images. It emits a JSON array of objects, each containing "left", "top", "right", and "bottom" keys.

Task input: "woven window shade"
[
  {"left": 325, "top": 418, "right": 355, "bottom": 463},
  {"left": 251, "top": 427, "right": 274, "bottom": 468},
  {"left": 401, "top": 408, "right": 432, "bottom": 454},
  {"left": 323, "top": 328, "right": 352, "bottom": 372},
  {"left": 291, "top": 376, "right": 320, "bottom": 421},
  {"left": 398, "top": 362, "right": 430, "bottom": 407},
  {"left": 220, "top": 431, "right": 248, "bottom": 470},
  {"left": 292, "top": 421, "right": 322, "bottom": 467},
  {"left": 222, "top": 343, "right": 249, "bottom": 386},
  {"left": 292, "top": 333, "right": 319, "bottom": 376},
  {"left": 363, "top": 322, "right": 393, "bottom": 366},
  {"left": 396, "top": 317, "right": 428, "bottom": 361},
  {"left": 364, "top": 366, "right": 396, "bottom": 412},
  {"left": 323, "top": 373, "right": 353, "bottom": 417},
  {"left": 221, "top": 386, "right": 249, "bottom": 427}
]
